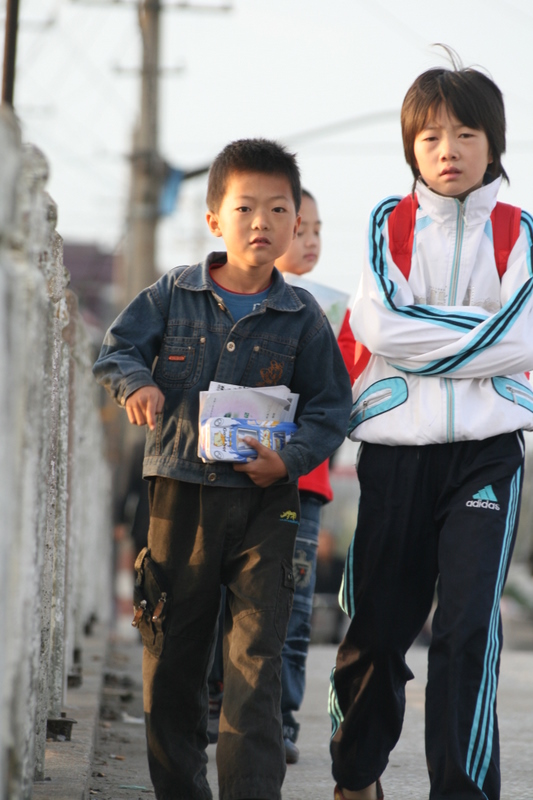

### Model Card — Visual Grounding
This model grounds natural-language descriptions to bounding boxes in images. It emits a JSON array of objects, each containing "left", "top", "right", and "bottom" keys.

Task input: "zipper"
[
  {"left": 444, "top": 200, "right": 466, "bottom": 442},
  {"left": 506, "top": 384, "right": 533, "bottom": 404},
  {"left": 352, "top": 388, "right": 392, "bottom": 421},
  {"left": 449, "top": 198, "right": 465, "bottom": 305},
  {"left": 444, "top": 378, "right": 454, "bottom": 443}
]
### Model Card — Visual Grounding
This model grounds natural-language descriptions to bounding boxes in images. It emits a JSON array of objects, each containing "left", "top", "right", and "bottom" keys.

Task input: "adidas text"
[{"left": 466, "top": 499, "right": 500, "bottom": 511}]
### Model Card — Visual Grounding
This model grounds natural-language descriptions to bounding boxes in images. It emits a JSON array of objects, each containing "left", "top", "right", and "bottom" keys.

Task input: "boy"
[
  {"left": 276, "top": 189, "right": 353, "bottom": 763},
  {"left": 330, "top": 65, "right": 533, "bottom": 800},
  {"left": 93, "top": 138, "right": 352, "bottom": 800}
]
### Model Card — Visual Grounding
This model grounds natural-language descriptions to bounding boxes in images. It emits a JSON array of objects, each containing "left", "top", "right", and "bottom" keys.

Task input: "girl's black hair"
[{"left": 401, "top": 54, "right": 508, "bottom": 190}]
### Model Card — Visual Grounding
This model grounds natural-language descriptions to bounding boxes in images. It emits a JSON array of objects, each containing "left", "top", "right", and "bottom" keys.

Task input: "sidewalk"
[
  {"left": 32, "top": 622, "right": 109, "bottom": 800},
  {"left": 32, "top": 591, "right": 533, "bottom": 799}
]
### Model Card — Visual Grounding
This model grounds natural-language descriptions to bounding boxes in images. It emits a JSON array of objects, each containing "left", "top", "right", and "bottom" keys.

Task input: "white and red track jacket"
[{"left": 349, "top": 178, "right": 533, "bottom": 445}]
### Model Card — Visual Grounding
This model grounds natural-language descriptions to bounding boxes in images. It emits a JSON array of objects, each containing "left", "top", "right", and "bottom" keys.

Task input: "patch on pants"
[{"left": 293, "top": 548, "right": 313, "bottom": 589}]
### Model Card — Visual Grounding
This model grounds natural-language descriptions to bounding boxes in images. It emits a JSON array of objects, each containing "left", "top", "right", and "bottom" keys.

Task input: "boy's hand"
[
  {"left": 233, "top": 437, "right": 288, "bottom": 488},
  {"left": 125, "top": 385, "right": 165, "bottom": 431}
]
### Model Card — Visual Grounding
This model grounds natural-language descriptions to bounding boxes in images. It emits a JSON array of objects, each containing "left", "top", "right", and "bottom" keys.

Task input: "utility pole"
[
  {"left": 121, "top": 0, "right": 162, "bottom": 304},
  {"left": 69, "top": 1, "right": 230, "bottom": 305},
  {"left": 120, "top": 0, "right": 231, "bottom": 305},
  {"left": 2, "top": 0, "right": 20, "bottom": 106}
]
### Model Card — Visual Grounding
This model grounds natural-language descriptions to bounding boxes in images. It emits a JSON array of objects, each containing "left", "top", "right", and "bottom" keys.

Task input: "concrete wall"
[{"left": 0, "top": 107, "right": 112, "bottom": 799}]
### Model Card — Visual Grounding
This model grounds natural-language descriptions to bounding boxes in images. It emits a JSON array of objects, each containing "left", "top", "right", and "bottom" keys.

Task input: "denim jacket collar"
[{"left": 175, "top": 251, "right": 306, "bottom": 314}]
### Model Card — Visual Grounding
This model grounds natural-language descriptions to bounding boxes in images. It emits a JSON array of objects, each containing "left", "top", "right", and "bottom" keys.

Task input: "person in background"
[
  {"left": 114, "top": 438, "right": 150, "bottom": 557},
  {"left": 315, "top": 529, "right": 346, "bottom": 597},
  {"left": 275, "top": 189, "right": 353, "bottom": 764}
]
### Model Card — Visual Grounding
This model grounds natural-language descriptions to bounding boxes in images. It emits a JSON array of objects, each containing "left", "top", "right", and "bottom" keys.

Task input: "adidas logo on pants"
[{"left": 466, "top": 484, "right": 500, "bottom": 510}]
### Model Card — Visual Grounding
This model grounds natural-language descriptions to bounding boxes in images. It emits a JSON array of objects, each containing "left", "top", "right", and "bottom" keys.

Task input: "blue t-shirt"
[{"left": 211, "top": 269, "right": 271, "bottom": 322}]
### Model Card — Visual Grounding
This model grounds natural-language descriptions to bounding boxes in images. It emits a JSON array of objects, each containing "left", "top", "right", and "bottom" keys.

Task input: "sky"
[{"left": 4, "top": 0, "right": 533, "bottom": 300}]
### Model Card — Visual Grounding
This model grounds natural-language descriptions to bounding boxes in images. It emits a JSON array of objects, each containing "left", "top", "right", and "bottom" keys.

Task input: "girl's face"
[
  {"left": 275, "top": 194, "right": 321, "bottom": 275},
  {"left": 413, "top": 104, "right": 493, "bottom": 202}
]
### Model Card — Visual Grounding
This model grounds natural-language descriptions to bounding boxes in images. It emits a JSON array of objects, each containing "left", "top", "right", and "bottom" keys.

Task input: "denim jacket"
[{"left": 93, "top": 252, "right": 352, "bottom": 488}]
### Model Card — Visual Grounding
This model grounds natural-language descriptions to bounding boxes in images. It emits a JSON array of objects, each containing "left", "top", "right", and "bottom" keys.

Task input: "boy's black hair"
[
  {"left": 206, "top": 138, "right": 301, "bottom": 213},
  {"left": 401, "top": 64, "right": 508, "bottom": 190}
]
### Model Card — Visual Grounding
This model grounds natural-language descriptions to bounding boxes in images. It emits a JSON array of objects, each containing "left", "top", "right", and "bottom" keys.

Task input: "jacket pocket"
[
  {"left": 492, "top": 376, "right": 533, "bottom": 412},
  {"left": 241, "top": 345, "right": 296, "bottom": 388},
  {"left": 348, "top": 377, "right": 408, "bottom": 435},
  {"left": 132, "top": 547, "right": 170, "bottom": 658},
  {"left": 156, "top": 335, "right": 205, "bottom": 388}
]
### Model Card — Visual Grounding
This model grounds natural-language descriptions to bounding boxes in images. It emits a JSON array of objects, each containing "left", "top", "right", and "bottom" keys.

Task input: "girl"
[{"left": 330, "top": 60, "right": 533, "bottom": 800}]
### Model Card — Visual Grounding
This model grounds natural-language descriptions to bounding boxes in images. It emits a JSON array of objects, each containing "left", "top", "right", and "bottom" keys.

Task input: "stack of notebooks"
[{"left": 198, "top": 382, "right": 298, "bottom": 463}]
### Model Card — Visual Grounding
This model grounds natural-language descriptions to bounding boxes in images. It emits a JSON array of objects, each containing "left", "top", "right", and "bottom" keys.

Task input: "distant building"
[{"left": 62, "top": 242, "right": 120, "bottom": 349}]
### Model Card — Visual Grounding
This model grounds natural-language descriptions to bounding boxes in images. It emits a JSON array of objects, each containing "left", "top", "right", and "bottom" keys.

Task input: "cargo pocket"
[
  {"left": 132, "top": 547, "right": 170, "bottom": 658},
  {"left": 274, "top": 559, "right": 296, "bottom": 643}
]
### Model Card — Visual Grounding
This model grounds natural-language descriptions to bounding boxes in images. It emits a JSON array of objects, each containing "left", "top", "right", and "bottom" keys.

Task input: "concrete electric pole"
[
  {"left": 71, "top": 1, "right": 231, "bottom": 306},
  {"left": 121, "top": 0, "right": 231, "bottom": 305},
  {"left": 122, "top": 0, "right": 162, "bottom": 305}
]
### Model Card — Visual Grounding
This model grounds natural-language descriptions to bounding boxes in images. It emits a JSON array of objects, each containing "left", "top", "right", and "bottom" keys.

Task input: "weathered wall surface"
[{"left": 0, "top": 106, "right": 112, "bottom": 799}]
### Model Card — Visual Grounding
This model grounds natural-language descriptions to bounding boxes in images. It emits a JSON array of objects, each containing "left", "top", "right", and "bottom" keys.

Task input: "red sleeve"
[
  {"left": 337, "top": 308, "right": 373, "bottom": 382},
  {"left": 297, "top": 309, "right": 355, "bottom": 503},
  {"left": 297, "top": 309, "right": 359, "bottom": 503},
  {"left": 298, "top": 460, "right": 333, "bottom": 502},
  {"left": 337, "top": 309, "right": 356, "bottom": 374}
]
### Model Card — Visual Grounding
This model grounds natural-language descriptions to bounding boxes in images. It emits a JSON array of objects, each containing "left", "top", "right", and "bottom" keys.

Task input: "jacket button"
[
  {"left": 226, "top": 341, "right": 236, "bottom": 352},
  {"left": 208, "top": 473, "right": 217, "bottom": 482}
]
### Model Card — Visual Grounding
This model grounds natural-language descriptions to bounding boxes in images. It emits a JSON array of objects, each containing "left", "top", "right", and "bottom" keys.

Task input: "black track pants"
[
  {"left": 329, "top": 432, "right": 524, "bottom": 800},
  {"left": 143, "top": 478, "right": 299, "bottom": 800}
]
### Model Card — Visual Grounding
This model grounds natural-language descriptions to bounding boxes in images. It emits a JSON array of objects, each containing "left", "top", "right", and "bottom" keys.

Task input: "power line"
[{"left": 176, "top": 110, "right": 402, "bottom": 183}]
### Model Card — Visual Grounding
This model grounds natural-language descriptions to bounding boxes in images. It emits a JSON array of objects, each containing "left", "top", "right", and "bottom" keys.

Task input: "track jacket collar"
[
  {"left": 175, "top": 251, "right": 306, "bottom": 313},
  {"left": 416, "top": 176, "right": 502, "bottom": 228}
]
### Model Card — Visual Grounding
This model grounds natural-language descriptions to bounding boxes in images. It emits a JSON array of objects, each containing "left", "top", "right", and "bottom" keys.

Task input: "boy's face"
[
  {"left": 275, "top": 194, "right": 322, "bottom": 276},
  {"left": 413, "top": 105, "right": 493, "bottom": 202},
  {"left": 206, "top": 171, "right": 300, "bottom": 274}
]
